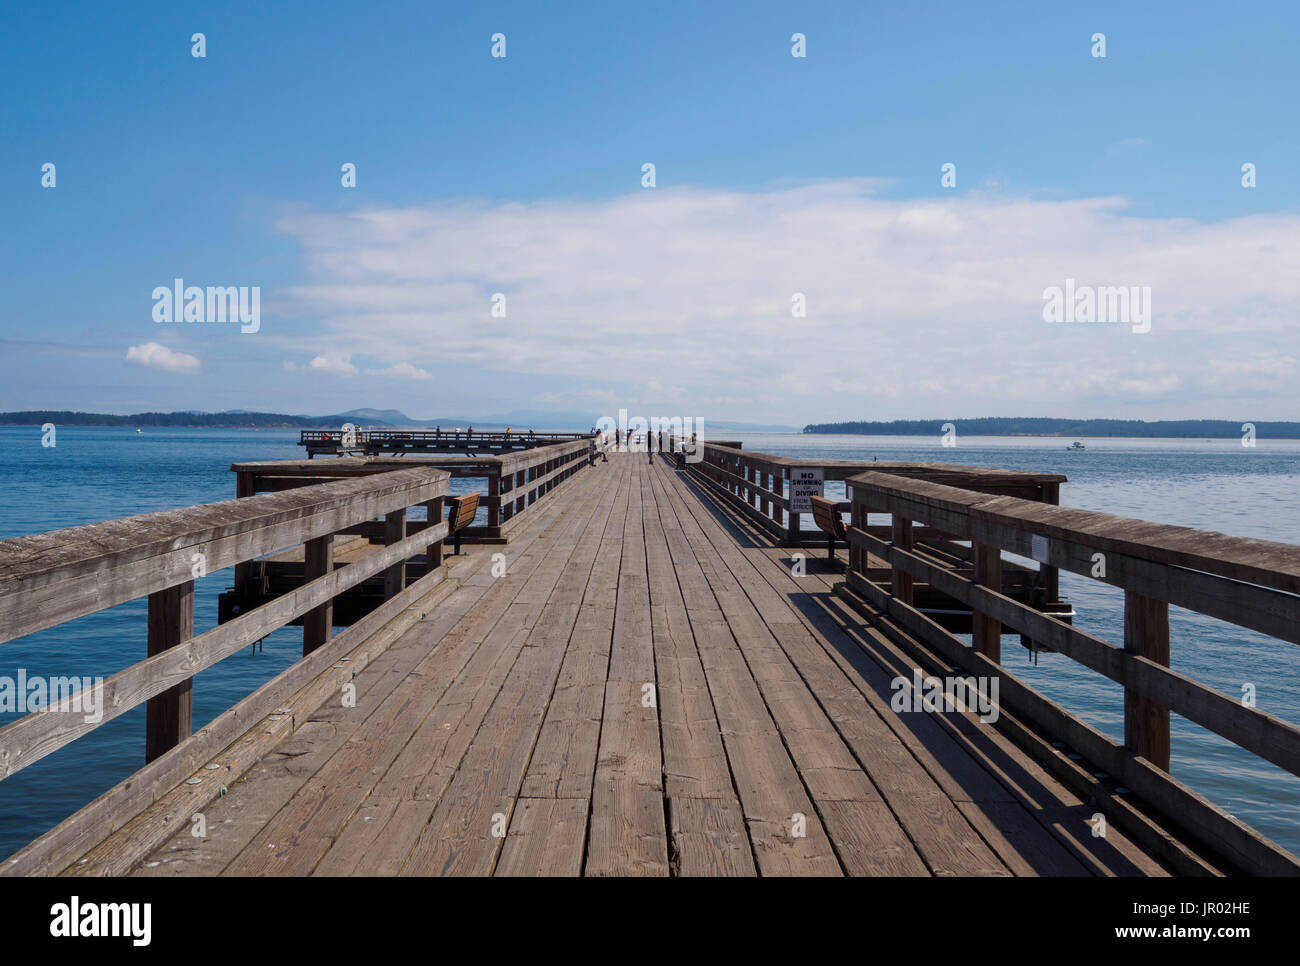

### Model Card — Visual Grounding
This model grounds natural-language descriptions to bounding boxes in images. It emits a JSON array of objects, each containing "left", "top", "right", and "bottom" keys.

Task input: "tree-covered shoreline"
[{"left": 802, "top": 418, "right": 1300, "bottom": 438}]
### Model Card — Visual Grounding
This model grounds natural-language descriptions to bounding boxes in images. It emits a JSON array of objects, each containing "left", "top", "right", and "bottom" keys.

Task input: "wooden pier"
[{"left": 2, "top": 437, "right": 1299, "bottom": 876}]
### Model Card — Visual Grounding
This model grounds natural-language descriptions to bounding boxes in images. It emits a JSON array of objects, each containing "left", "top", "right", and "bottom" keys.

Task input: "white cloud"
[
  {"left": 309, "top": 353, "right": 358, "bottom": 377},
  {"left": 125, "top": 342, "right": 200, "bottom": 372},
  {"left": 303, "top": 355, "right": 431, "bottom": 380},
  {"left": 365, "top": 361, "right": 431, "bottom": 380},
  {"left": 273, "top": 181, "right": 1300, "bottom": 420}
]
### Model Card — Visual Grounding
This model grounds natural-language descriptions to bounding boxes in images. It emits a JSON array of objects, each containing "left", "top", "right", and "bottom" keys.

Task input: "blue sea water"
[{"left": 0, "top": 427, "right": 1297, "bottom": 862}]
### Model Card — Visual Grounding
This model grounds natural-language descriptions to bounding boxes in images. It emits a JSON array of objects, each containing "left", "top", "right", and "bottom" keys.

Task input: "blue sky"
[{"left": 2, "top": 0, "right": 1297, "bottom": 424}]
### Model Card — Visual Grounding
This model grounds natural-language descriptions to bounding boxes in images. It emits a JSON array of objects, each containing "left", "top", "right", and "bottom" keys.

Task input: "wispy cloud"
[
  {"left": 125, "top": 342, "right": 200, "bottom": 373},
  {"left": 366, "top": 361, "right": 431, "bottom": 380},
  {"left": 274, "top": 181, "right": 1300, "bottom": 420}
]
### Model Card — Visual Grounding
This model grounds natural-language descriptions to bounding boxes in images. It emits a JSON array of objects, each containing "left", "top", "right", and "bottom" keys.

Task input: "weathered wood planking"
[
  {"left": 134, "top": 496, "right": 573, "bottom": 877},
  {"left": 225, "top": 466, "right": 612, "bottom": 876},
  {"left": 13, "top": 451, "right": 1294, "bottom": 876},
  {"left": 673, "top": 469, "right": 1167, "bottom": 876}
]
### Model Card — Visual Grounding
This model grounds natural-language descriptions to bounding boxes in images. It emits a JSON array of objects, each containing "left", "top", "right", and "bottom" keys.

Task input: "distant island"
[
  {"left": 802, "top": 418, "right": 1300, "bottom": 439},
  {"left": 0, "top": 408, "right": 799, "bottom": 432},
  {"left": 0, "top": 410, "right": 370, "bottom": 429}
]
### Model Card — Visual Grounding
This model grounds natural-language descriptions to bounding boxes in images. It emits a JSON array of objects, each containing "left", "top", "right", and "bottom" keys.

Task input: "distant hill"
[
  {"left": 802, "top": 418, "right": 1300, "bottom": 439},
  {"left": 0, "top": 410, "right": 378, "bottom": 428},
  {"left": 0, "top": 409, "right": 801, "bottom": 432}
]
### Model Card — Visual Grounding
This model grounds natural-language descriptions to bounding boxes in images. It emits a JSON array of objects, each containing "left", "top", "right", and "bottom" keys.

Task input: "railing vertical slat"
[
  {"left": 786, "top": 468, "right": 800, "bottom": 546},
  {"left": 972, "top": 543, "right": 1002, "bottom": 663},
  {"left": 232, "top": 471, "right": 256, "bottom": 593},
  {"left": 302, "top": 534, "right": 334, "bottom": 654},
  {"left": 145, "top": 580, "right": 194, "bottom": 762},
  {"left": 891, "top": 515, "right": 914, "bottom": 605},
  {"left": 384, "top": 509, "right": 407, "bottom": 599},
  {"left": 1125, "top": 591, "right": 1171, "bottom": 770},
  {"left": 423, "top": 497, "right": 444, "bottom": 574}
]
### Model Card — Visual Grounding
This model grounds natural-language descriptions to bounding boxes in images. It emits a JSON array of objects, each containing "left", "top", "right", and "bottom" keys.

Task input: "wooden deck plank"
[
  {"left": 667, "top": 797, "right": 756, "bottom": 877},
  {"left": 495, "top": 798, "right": 589, "bottom": 877}
]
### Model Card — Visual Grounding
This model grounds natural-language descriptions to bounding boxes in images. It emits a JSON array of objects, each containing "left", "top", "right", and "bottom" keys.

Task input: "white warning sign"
[{"left": 790, "top": 467, "right": 825, "bottom": 514}]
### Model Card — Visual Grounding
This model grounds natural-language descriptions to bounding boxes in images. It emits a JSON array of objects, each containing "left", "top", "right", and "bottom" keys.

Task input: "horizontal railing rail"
[
  {"left": 841, "top": 469, "right": 1300, "bottom": 875},
  {"left": 0, "top": 466, "right": 451, "bottom": 783},
  {"left": 497, "top": 439, "right": 596, "bottom": 535},
  {"left": 299, "top": 429, "right": 594, "bottom": 456},
  {"left": 673, "top": 437, "right": 1065, "bottom": 549},
  {"left": 233, "top": 438, "right": 594, "bottom": 545}
]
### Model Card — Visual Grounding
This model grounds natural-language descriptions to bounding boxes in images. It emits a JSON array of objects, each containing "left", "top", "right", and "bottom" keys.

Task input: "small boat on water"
[
  {"left": 135, "top": 428, "right": 142, "bottom": 434},
  {"left": 1067, "top": 441, "right": 1085, "bottom": 450}
]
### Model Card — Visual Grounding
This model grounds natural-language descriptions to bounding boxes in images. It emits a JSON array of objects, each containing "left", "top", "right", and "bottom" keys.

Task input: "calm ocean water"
[{"left": 0, "top": 426, "right": 1297, "bottom": 861}]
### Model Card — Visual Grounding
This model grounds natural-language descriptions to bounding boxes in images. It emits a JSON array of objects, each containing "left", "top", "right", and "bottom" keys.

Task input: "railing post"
[
  {"left": 302, "top": 534, "right": 334, "bottom": 654},
  {"left": 488, "top": 471, "right": 501, "bottom": 529},
  {"left": 233, "top": 471, "right": 255, "bottom": 593},
  {"left": 786, "top": 469, "right": 801, "bottom": 547},
  {"left": 145, "top": 580, "right": 194, "bottom": 762},
  {"left": 423, "top": 496, "right": 444, "bottom": 574},
  {"left": 1125, "top": 591, "right": 1171, "bottom": 770},
  {"left": 850, "top": 493, "right": 864, "bottom": 575},
  {"left": 972, "top": 543, "right": 1002, "bottom": 663},
  {"left": 384, "top": 508, "right": 407, "bottom": 599},
  {"left": 891, "top": 515, "right": 914, "bottom": 605},
  {"left": 1040, "top": 482, "right": 1061, "bottom": 604}
]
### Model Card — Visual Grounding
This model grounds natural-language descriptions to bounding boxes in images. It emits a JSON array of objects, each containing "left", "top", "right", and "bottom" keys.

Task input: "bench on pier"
[
  {"left": 809, "top": 495, "right": 851, "bottom": 567},
  {"left": 447, "top": 492, "right": 481, "bottom": 555}
]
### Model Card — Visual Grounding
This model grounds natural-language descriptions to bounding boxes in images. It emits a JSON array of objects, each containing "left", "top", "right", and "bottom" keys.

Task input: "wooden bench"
[
  {"left": 447, "top": 492, "right": 481, "bottom": 555},
  {"left": 809, "top": 495, "right": 851, "bottom": 567}
]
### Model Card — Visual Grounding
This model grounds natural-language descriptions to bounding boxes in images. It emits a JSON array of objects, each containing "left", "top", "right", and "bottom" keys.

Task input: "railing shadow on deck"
[
  {"left": 670, "top": 437, "right": 1300, "bottom": 876},
  {"left": 671, "top": 459, "right": 1156, "bottom": 876}
]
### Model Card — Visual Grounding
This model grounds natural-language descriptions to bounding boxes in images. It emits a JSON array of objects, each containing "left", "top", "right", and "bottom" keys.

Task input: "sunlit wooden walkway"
[{"left": 123, "top": 454, "right": 1172, "bottom": 876}]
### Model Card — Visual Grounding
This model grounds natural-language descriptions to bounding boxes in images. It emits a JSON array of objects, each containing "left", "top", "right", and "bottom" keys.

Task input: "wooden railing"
[
  {"left": 677, "top": 439, "right": 1065, "bottom": 548},
  {"left": 300, "top": 428, "right": 592, "bottom": 457},
  {"left": 840, "top": 470, "right": 1300, "bottom": 875},
  {"left": 0, "top": 466, "right": 451, "bottom": 874},
  {"left": 234, "top": 438, "right": 594, "bottom": 544},
  {"left": 497, "top": 439, "right": 594, "bottom": 536}
]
